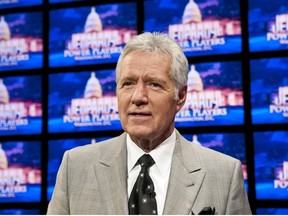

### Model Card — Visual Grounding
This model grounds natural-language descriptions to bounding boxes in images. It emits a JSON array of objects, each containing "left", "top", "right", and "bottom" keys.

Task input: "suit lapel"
[
  {"left": 163, "top": 132, "right": 206, "bottom": 215},
  {"left": 93, "top": 133, "right": 129, "bottom": 214}
]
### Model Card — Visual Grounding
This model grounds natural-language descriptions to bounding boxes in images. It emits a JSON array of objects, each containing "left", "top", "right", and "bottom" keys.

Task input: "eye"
[
  {"left": 122, "top": 81, "right": 134, "bottom": 88},
  {"left": 151, "top": 83, "right": 160, "bottom": 87},
  {"left": 148, "top": 82, "right": 162, "bottom": 89}
]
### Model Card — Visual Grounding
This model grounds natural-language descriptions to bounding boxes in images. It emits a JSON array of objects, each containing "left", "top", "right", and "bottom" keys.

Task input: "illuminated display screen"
[
  {"left": 176, "top": 61, "right": 244, "bottom": 127},
  {"left": 48, "top": 70, "right": 120, "bottom": 133},
  {"left": 248, "top": 0, "right": 288, "bottom": 52},
  {"left": 0, "top": 75, "right": 42, "bottom": 135},
  {"left": 47, "top": 137, "right": 111, "bottom": 200},
  {"left": 49, "top": 0, "right": 81, "bottom": 3},
  {"left": 0, "top": 12, "right": 43, "bottom": 72},
  {"left": 250, "top": 57, "right": 288, "bottom": 124},
  {"left": 254, "top": 131, "right": 288, "bottom": 200},
  {"left": 49, "top": 3, "right": 137, "bottom": 67},
  {"left": 0, "top": 141, "right": 41, "bottom": 203},
  {"left": 145, "top": 0, "right": 242, "bottom": 57},
  {"left": 0, "top": 209, "right": 40, "bottom": 215},
  {"left": 0, "top": 0, "right": 42, "bottom": 9},
  {"left": 183, "top": 132, "right": 248, "bottom": 191},
  {"left": 256, "top": 208, "right": 288, "bottom": 215}
]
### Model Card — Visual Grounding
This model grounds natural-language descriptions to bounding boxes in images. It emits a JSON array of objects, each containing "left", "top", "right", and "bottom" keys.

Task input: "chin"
[{"left": 126, "top": 127, "right": 154, "bottom": 139}]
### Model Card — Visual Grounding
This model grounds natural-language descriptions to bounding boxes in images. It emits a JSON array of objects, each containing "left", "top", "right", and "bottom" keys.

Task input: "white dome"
[
  {"left": 0, "top": 16, "right": 11, "bottom": 40},
  {"left": 84, "top": 7, "right": 102, "bottom": 33},
  {"left": 187, "top": 65, "right": 203, "bottom": 92},
  {"left": 84, "top": 72, "right": 103, "bottom": 98},
  {"left": 0, "top": 143, "right": 8, "bottom": 170},
  {"left": 192, "top": 135, "right": 202, "bottom": 145},
  {"left": 182, "top": 0, "right": 202, "bottom": 24},
  {"left": 0, "top": 79, "right": 9, "bottom": 104}
]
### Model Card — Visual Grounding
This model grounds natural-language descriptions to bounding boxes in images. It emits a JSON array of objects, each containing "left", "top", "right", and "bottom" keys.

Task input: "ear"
[{"left": 176, "top": 85, "right": 187, "bottom": 112}]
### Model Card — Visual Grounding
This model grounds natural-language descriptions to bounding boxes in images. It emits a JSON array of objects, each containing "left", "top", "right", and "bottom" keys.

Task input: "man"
[{"left": 47, "top": 32, "right": 251, "bottom": 215}]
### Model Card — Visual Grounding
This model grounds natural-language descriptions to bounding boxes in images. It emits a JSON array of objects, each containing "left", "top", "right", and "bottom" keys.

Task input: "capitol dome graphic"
[
  {"left": 84, "top": 72, "right": 103, "bottom": 98},
  {"left": 192, "top": 135, "right": 202, "bottom": 145},
  {"left": 0, "top": 143, "right": 8, "bottom": 170},
  {"left": 0, "top": 79, "right": 9, "bottom": 104},
  {"left": 187, "top": 65, "right": 203, "bottom": 92},
  {"left": 84, "top": 7, "right": 103, "bottom": 33},
  {"left": 182, "top": 0, "right": 202, "bottom": 24},
  {"left": 0, "top": 16, "right": 11, "bottom": 40}
]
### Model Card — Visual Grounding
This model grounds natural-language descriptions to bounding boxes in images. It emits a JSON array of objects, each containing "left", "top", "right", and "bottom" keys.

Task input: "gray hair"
[{"left": 116, "top": 32, "right": 188, "bottom": 95}]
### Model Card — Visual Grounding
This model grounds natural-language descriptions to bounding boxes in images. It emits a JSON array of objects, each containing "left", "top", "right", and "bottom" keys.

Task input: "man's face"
[{"left": 117, "top": 52, "right": 186, "bottom": 143}]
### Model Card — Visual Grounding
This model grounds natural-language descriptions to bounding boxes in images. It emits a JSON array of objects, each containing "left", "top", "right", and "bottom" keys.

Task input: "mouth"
[{"left": 128, "top": 112, "right": 152, "bottom": 117}]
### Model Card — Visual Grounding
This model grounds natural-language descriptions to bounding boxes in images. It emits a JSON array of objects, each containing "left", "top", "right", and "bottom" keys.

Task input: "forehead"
[
  {"left": 123, "top": 51, "right": 170, "bottom": 63},
  {"left": 119, "top": 52, "right": 171, "bottom": 77}
]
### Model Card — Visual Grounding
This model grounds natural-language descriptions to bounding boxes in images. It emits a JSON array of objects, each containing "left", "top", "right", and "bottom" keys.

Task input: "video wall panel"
[
  {"left": 0, "top": 12, "right": 43, "bottom": 72},
  {"left": 256, "top": 208, "right": 288, "bottom": 215},
  {"left": 248, "top": 0, "right": 288, "bottom": 52},
  {"left": 49, "top": 3, "right": 137, "bottom": 67},
  {"left": 250, "top": 57, "right": 288, "bottom": 125},
  {"left": 48, "top": 70, "right": 120, "bottom": 133},
  {"left": 49, "top": 0, "right": 81, "bottom": 3},
  {"left": 0, "top": 0, "right": 42, "bottom": 9},
  {"left": 254, "top": 131, "right": 288, "bottom": 200},
  {"left": 176, "top": 61, "right": 244, "bottom": 127},
  {"left": 0, "top": 141, "right": 42, "bottom": 203},
  {"left": 0, "top": 209, "right": 41, "bottom": 215},
  {"left": 145, "top": 0, "right": 242, "bottom": 57},
  {"left": 0, "top": 75, "right": 42, "bottom": 135}
]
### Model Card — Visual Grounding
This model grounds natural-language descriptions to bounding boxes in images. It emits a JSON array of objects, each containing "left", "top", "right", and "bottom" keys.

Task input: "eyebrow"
[{"left": 120, "top": 75, "right": 168, "bottom": 84}]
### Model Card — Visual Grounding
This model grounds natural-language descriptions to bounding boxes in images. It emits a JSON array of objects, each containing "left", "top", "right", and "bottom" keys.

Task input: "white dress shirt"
[{"left": 127, "top": 130, "right": 176, "bottom": 215}]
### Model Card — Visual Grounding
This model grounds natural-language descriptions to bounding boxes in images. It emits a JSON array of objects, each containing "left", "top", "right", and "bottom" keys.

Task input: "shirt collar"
[{"left": 127, "top": 129, "right": 176, "bottom": 175}]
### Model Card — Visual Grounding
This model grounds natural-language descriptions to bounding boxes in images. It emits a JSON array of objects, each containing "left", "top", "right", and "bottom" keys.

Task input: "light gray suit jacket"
[{"left": 47, "top": 131, "right": 251, "bottom": 215}]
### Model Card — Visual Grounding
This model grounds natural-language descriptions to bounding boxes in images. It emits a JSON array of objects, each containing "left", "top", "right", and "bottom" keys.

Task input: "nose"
[{"left": 131, "top": 82, "right": 148, "bottom": 106}]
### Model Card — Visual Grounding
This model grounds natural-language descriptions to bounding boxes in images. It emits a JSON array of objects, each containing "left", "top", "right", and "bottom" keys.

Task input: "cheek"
[
  {"left": 164, "top": 100, "right": 174, "bottom": 108},
  {"left": 117, "top": 95, "right": 129, "bottom": 111},
  {"left": 158, "top": 100, "right": 178, "bottom": 115},
  {"left": 117, "top": 100, "right": 124, "bottom": 110}
]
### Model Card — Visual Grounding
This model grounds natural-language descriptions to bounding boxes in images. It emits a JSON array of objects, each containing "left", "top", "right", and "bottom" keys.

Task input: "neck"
[{"left": 130, "top": 129, "right": 174, "bottom": 152}]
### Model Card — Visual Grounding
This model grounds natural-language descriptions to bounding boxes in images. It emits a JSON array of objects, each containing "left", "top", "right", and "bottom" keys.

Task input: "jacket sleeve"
[
  {"left": 47, "top": 151, "right": 70, "bottom": 215},
  {"left": 225, "top": 160, "right": 252, "bottom": 215}
]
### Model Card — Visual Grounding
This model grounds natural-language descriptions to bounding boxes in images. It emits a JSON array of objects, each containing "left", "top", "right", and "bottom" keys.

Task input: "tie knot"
[{"left": 138, "top": 154, "right": 155, "bottom": 169}]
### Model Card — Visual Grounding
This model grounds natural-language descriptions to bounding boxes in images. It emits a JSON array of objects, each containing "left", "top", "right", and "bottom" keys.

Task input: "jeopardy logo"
[
  {"left": 168, "top": 0, "right": 240, "bottom": 52},
  {"left": 270, "top": 86, "right": 288, "bottom": 117},
  {"left": 274, "top": 161, "right": 288, "bottom": 190},
  {"left": 267, "top": 13, "right": 288, "bottom": 44}
]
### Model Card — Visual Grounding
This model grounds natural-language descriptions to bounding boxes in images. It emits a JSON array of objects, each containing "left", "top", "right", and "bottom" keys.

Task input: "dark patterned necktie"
[{"left": 128, "top": 154, "right": 158, "bottom": 215}]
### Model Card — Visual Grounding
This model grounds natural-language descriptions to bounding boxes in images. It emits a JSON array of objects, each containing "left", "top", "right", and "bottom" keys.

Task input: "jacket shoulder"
[
  {"left": 66, "top": 133, "right": 126, "bottom": 161},
  {"left": 178, "top": 133, "right": 241, "bottom": 170}
]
